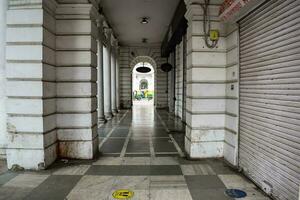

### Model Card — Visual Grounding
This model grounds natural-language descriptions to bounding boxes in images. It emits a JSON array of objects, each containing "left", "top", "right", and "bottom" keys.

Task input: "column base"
[
  {"left": 98, "top": 117, "right": 107, "bottom": 124},
  {"left": 6, "top": 143, "right": 57, "bottom": 170},
  {"left": 185, "top": 126, "right": 224, "bottom": 159},
  {"left": 59, "top": 137, "right": 98, "bottom": 159},
  {"left": 0, "top": 148, "right": 6, "bottom": 160},
  {"left": 105, "top": 112, "right": 113, "bottom": 120},
  {"left": 112, "top": 109, "right": 118, "bottom": 115}
]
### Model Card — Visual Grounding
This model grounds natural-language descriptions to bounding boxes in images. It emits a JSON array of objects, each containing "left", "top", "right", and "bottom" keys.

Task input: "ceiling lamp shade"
[
  {"left": 136, "top": 66, "right": 151, "bottom": 73},
  {"left": 160, "top": 63, "right": 172, "bottom": 72},
  {"left": 141, "top": 17, "right": 149, "bottom": 24}
]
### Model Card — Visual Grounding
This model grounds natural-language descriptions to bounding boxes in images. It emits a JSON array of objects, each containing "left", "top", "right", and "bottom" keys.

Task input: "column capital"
[
  {"left": 111, "top": 37, "right": 118, "bottom": 48},
  {"left": 184, "top": 3, "right": 203, "bottom": 21},
  {"left": 104, "top": 28, "right": 113, "bottom": 40},
  {"left": 96, "top": 15, "right": 105, "bottom": 40},
  {"left": 96, "top": 15, "right": 105, "bottom": 28},
  {"left": 103, "top": 28, "right": 113, "bottom": 48}
]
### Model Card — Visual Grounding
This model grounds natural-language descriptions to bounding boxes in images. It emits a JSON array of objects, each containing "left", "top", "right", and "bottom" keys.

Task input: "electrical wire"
[{"left": 201, "top": 0, "right": 218, "bottom": 48}]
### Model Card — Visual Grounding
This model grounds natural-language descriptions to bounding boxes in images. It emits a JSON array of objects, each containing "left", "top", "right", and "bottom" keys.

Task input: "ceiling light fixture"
[
  {"left": 142, "top": 38, "right": 148, "bottom": 43},
  {"left": 136, "top": 62, "right": 151, "bottom": 73},
  {"left": 141, "top": 17, "right": 149, "bottom": 24}
]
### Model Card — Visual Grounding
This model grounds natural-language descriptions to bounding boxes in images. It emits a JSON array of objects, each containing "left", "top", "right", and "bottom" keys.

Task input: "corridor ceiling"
[{"left": 101, "top": 0, "right": 180, "bottom": 47}]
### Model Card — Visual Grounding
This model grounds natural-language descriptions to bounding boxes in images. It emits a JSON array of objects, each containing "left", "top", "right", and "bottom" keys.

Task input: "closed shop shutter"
[{"left": 239, "top": 0, "right": 300, "bottom": 200}]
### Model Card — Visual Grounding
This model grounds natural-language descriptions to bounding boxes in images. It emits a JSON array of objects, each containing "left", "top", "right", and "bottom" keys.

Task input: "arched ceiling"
[{"left": 101, "top": 0, "right": 180, "bottom": 47}]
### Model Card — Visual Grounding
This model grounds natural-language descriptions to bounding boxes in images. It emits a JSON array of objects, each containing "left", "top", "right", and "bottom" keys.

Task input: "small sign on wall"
[{"left": 219, "top": 0, "right": 265, "bottom": 23}]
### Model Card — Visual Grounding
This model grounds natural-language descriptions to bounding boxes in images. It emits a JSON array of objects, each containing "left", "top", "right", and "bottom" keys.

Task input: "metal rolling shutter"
[{"left": 239, "top": 0, "right": 300, "bottom": 200}]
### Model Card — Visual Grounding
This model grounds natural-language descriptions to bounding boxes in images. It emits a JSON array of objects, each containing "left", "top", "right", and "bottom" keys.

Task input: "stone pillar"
[
  {"left": 56, "top": 3, "right": 98, "bottom": 159},
  {"left": 111, "top": 39, "right": 117, "bottom": 114},
  {"left": 168, "top": 51, "right": 176, "bottom": 113},
  {"left": 97, "top": 16, "right": 106, "bottom": 124},
  {"left": 5, "top": 0, "right": 57, "bottom": 169},
  {"left": 103, "top": 29, "right": 113, "bottom": 119},
  {"left": 116, "top": 47, "right": 120, "bottom": 111},
  {"left": 0, "top": 0, "right": 7, "bottom": 159},
  {"left": 184, "top": 0, "right": 227, "bottom": 158}
]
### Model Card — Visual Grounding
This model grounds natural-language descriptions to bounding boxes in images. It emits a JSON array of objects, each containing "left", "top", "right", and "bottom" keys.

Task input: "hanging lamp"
[{"left": 136, "top": 62, "right": 151, "bottom": 73}]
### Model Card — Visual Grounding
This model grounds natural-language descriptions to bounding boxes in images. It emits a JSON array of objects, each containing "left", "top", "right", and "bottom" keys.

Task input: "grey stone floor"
[{"left": 0, "top": 104, "right": 270, "bottom": 200}]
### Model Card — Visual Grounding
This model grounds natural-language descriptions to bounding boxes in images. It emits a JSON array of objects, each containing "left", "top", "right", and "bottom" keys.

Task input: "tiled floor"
[{"left": 0, "top": 104, "right": 271, "bottom": 200}]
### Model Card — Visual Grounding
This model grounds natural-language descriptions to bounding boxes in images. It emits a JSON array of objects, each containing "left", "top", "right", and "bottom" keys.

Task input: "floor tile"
[
  {"left": 0, "top": 187, "right": 32, "bottom": 200},
  {"left": 126, "top": 138, "right": 150, "bottom": 153},
  {"left": 218, "top": 174, "right": 256, "bottom": 189},
  {"left": 86, "top": 165, "right": 151, "bottom": 176},
  {"left": 153, "top": 138, "right": 177, "bottom": 153},
  {"left": 98, "top": 128, "right": 112, "bottom": 137},
  {"left": 24, "top": 175, "right": 82, "bottom": 200},
  {"left": 100, "top": 138, "right": 125, "bottom": 154},
  {"left": 181, "top": 164, "right": 216, "bottom": 175},
  {"left": 125, "top": 153, "right": 151, "bottom": 157},
  {"left": 150, "top": 176, "right": 187, "bottom": 189},
  {"left": 0, "top": 172, "right": 18, "bottom": 186},
  {"left": 218, "top": 175, "right": 271, "bottom": 199},
  {"left": 111, "top": 128, "right": 129, "bottom": 138},
  {"left": 185, "top": 175, "right": 232, "bottom": 200},
  {"left": 67, "top": 175, "right": 115, "bottom": 200},
  {"left": 122, "top": 157, "right": 151, "bottom": 165},
  {"left": 185, "top": 175, "right": 226, "bottom": 190},
  {"left": 93, "top": 157, "right": 123, "bottom": 165},
  {"left": 86, "top": 165, "right": 182, "bottom": 176},
  {"left": 150, "top": 157, "right": 179, "bottom": 165},
  {"left": 178, "top": 157, "right": 211, "bottom": 165},
  {"left": 112, "top": 176, "right": 150, "bottom": 190},
  {"left": 3, "top": 174, "right": 49, "bottom": 188},
  {"left": 191, "top": 188, "right": 232, "bottom": 200},
  {"left": 52, "top": 165, "right": 90, "bottom": 175},
  {"left": 149, "top": 165, "right": 182, "bottom": 176},
  {"left": 150, "top": 188, "right": 192, "bottom": 200},
  {"left": 233, "top": 187, "right": 271, "bottom": 200},
  {"left": 208, "top": 159, "right": 236, "bottom": 175}
]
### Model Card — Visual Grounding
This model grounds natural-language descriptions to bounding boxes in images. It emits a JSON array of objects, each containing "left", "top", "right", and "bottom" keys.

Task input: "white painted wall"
[
  {"left": 0, "top": 0, "right": 7, "bottom": 159},
  {"left": 224, "top": 24, "right": 239, "bottom": 166}
]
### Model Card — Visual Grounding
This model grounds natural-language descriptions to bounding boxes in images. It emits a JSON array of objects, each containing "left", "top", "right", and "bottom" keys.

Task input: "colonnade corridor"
[{"left": 0, "top": 105, "right": 271, "bottom": 200}]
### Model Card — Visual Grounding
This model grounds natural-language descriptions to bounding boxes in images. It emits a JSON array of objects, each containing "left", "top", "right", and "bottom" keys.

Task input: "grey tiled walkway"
[{"left": 0, "top": 105, "right": 270, "bottom": 200}]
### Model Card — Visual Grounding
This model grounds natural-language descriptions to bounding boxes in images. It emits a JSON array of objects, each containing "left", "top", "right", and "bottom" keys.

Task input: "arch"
[
  {"left": 130, "top": 56, "right": 157, "bottom": 106},
  {"left": 130, "top": 56, "right": 157, "bottom": 73}
]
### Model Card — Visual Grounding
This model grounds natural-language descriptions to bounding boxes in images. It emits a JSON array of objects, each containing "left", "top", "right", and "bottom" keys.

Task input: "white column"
[
  {"left": 6, "top": 0, "right": 57, "bottom": 169},
  {"left": 0, "top": 0, "right": 7, "bottom": 159},
  {"left": 97, "top": 16, "right": 106, "bottom": 124},
  {"left": 116, "top": 47, "right": 120, "bottom": 111},
  {"left": 184, "top": 0, "right": 227, "bottom": 159},
  {"left": 56, "top": 3, "right": 98, "bottom": 159},
  {"left": 103, "top": 29, "right": 113, "bottom": 119},
  {"left": 111, "top": 39, "right": 117, "bottom": 114}
]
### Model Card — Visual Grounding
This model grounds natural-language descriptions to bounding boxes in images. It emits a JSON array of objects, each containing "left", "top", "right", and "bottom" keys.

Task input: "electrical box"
[{"left": 210, "top": 30, "right": 219, "bottom": 41}]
